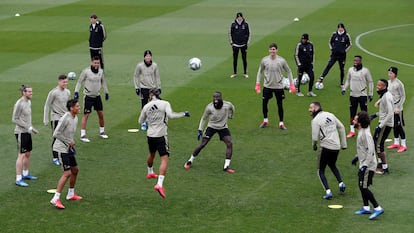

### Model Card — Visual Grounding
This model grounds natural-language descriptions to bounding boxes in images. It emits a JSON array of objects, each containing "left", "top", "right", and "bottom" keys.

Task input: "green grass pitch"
[{"left": 0, "top": 0, "right": 413, "bottom": 232}]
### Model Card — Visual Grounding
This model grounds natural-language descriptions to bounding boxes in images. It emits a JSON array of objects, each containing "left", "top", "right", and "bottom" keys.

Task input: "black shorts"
[
  {"left": 15, "top": 133, "right": 32, "bottom": 153},
  {"left": 84, "top": 95, "right": 103, "bottom": 114},
  {"left": 147, "top": 136, "right": 169, "bottom": 157},
  {"left": 262, "top": 87, "right": 285, "bottom": 101},
  {"left": 358, "top": 169, "right": 374, "bottom": 189},
  {"left": 204, "top": 127, "right": 231, "bottom": 141},
  {"left": 54, "top": 151, "right": 78, "bottom": 171}
]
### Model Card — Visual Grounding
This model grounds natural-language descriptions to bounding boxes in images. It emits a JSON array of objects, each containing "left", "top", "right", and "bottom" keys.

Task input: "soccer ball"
[
  {"left": 188, "top": 57, "right": 201, "bottom": 71},
  {"left": 315, "top": 82, "right": 324, "bottom": 90},
  {"left": 283, "top": 78, "right": 290, "bottom": 90},
  {"left": 301, "top": 73, "right": 309, "bottom": 84},
  {"left": 293, "top": 78, "right": 299, "bottom": 87},
  {"left": 67, "top": 72, "right": 76, "bottom": 80}
]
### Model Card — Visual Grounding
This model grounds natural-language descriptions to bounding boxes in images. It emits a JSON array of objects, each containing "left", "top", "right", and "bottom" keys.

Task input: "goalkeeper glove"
[
  {"left": 74, "top": 92, "right": 79, "bottom": 100},
  {"left": 135, "top": 88, "right": 140, "bottom": 96},
  {"left": 351, "top": 156, "right": 358, "bottom": 166},
  {"left": 184, "top": 111, "right": 190, "bottom": 117},
  {"left": 255, "top": 82, "right": 261, "bottom": 94}
]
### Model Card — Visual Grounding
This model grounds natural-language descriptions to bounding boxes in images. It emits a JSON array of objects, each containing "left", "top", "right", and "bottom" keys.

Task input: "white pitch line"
[{"left": 355, "top": 24, "right": 414, "bottom": 67}]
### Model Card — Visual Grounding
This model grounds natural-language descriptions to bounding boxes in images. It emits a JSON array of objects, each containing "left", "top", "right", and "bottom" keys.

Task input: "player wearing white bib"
[
  {"left": 309, "top": 102, "right": 347, "bottom": 200},
  {"left": 44, "top": 74, "right": 71, "bottom": 165},
  {"left": 138, "top": 89, "right": 190, "bottom": 198}
]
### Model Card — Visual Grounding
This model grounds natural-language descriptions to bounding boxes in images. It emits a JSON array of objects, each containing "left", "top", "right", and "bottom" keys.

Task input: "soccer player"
[
  {"left": 43, "top": 74, "right": 71, "bottom": 165},
  {"left": 351, "top": 111, "right": 384, "bottom": 220},
  {"left": 229, "top": 12, "right": 251, "bottom": 78},
  {"left": 317, "top": 23, "right": 352, "bottom": 87},
  {"left": 386, "top": 67, "right": 407, "bottom": 152},
  {"left": 309, "top": 102, "right": 347, "bottom": 199},
  {"left": 255, "top": 43, "right": 296, "bottom": 129},
  {"left": 89, "top": 14, "right": 106, "bottom": 69},
  {"left": 294, "top": 33, "right": 317, "bottom": 97},
  {"left": 138, "top": 89, "right": 190, "bottom": 198},
  {"left": 74, "top": 56, "right": 109, "bottom": 142},
  {"left": 341, "top": 55, "right": 373, "bottom": 138},
  {"left": 371, "top": 79, "right": 393, "bottom": 174},
  {"left": 50, "top": 99, "right": 83, "bottom": 209},
  {"left": 12, "top": 85, "right": 39, "bottom": 187},
  {"left": 133, "top": 50, "right": 162, "bottom": 131},
  {"left": 184, "top": 91, "right": 236, "bottom": 173}
]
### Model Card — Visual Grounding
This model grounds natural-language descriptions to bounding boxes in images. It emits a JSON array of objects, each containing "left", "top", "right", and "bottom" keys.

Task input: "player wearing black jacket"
[
  {"left": 89, "top": 14, "right": 106, "bottom": 69},
  {"left": 294, "top": 33, "right": 316, "bottom": 97},
  {"left": 228, "top": 12, "right": 251, "bottom": 78},
  {"left": 318, "top": 23, "right": 352, "bottom": 87}
]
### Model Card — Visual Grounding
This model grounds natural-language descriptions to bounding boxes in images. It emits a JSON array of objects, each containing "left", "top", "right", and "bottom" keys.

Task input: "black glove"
[
  {"left": 351, "top": 156, "right": 358, "bottom": 166},
  {"left": 135, "top": 88, "right": 140, "bottom": 96},
  {"left": 368, "top": 95, "right": 373, "bottom": 102},
  {"left": 370, "top": 113, "right": 377, "bottom": 120},
  {"left": 360, "top": 165, "right": 367, "bottom": 173},
  {"left": 197, "top": 130, "right": 203, "bottom": 141},
  {"left": 313, "top": 143, "right": 317, "bottom": 151},
  {"left": 74, "top": 92, "right": 79, "bottom": 100},
  {"left": 105, "top": 93, "right": 109, "bottom": 101},
  {"left": 374, "top": 126, "right": 381, "bottom": 135},
  {"left": 184, "top": 111, "right": 190, "bottom": 117},
  {"left": 341, "top": 89, "right": 345, "bottom": 95}
]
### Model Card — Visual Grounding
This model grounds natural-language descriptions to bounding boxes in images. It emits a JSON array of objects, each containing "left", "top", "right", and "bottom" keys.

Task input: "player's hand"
[
  {"left": 313, "top": 143, "right": 317, "bottom": 151},
  {"left": 351, "top": 156, "right": 358, "bottom": 166},
  {"left": 105, "top": 93, "right": 109, "bottom": 101},
  {"left": 370, "top": 113, "right": 377, "bottom": 120},
  {"left": 341, "top": 89, "right": 345, "bottom": 95},
  {"left": 74, "top": 92, "right": 79, "bottom": 100},
  {"left": 360, "top": 165, "right": 367, "bottom": 173},
  {"left": 184, "top": 111, "right": 190, "bottom": 117},
  {"left": 368, "top": 95, "right": 373, "bottom": 102},
  {"left": 255, "top": 82, "right": 261, "bottom": 94},
  {"left": 135, "top": 88, "right": 140, "bottom": 96},
  {"left": 29, "top": 126, "right": 38, "bottom": 134},
  {"left": 197, "top": 130, "right": 203, "bottom": 141},
  {"left": 289, "top": 83, "right": 296, "bottom": 94}
]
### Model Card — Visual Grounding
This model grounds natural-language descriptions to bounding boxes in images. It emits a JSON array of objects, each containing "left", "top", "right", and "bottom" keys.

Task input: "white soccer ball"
[
  {"left": 283, "top": 78, "right": 290, "bottom": 90},
  {"left": 301, "top": 73, "right": 309, "bottom": 84},
  {"left": 315, "top": 82, "right": 324, "bottom": 90},
  {"left": 188, "top": 57, "right": 201, "bottom": 71},
  {"left": 67, "top": 72, "right": 76, "bottom": 80}
]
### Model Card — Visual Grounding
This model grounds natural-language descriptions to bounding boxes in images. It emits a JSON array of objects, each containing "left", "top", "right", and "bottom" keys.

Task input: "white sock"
[
  {"left": 147, "top": 167, "right": 154, "bottom": 174},
  {"left": 382, "top": 163, "right": 388, "bottom": 169},
  {"left": 279, "top": 121, "right": 284, "bottom": 126},
  {"left": 394, "top": 138, "right": 399, "bottom": 145},
  {"left": 16, "top": 175, "right": 22, "bottom": 181},
  {"left": 100, "top": 127, "right": 105, "bottom": 134},
  {"left": 53, "top": 192, "right": 61, "bottom": 201},
  {"left": 374, "top": 206, "right": 383, "bottom": 211},
  {"left": 224, "top": 159, "right": 231, "bottom": 169},
  {"left": 350, "top": 125, "right": 355, "bottom": 133},
  {"left": 264, "top": 118, "right": 268, "bottom": 123},
  {"left": 157, "top": 175, "right": 165, "bottom": 187},
  {"left": 68, "top": 188, "right": 74, "bottom": 197},
  {"left": 81, "top": 129, "right": 86, "bottom": 137},
  {"left": 326, "top": 189, "right": 332, "bottom": 194},
  {"left": 401, "top": 139, "right": 406, "bottom": 147},
  {"left": 339, "top": 182, "right": 344, "bottom": 187},
  {"left": 22, "top": 170, "right": 29, "bottom": 176},
  {"left": 363, "top": 206, "right": 370, "bottom": 211},
  {"left": 188, "top": 155, "right": 195, "bottom": 162}
]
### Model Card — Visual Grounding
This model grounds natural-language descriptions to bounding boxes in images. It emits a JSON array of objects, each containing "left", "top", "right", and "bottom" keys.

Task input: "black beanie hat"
[
  {"left": 337, "top": 23, "right": 345, "bottom": 29},
  {"left": 236, "top": 12, "right": 243, "bottom": 18},
  {"left": 301, "top": 33, "right": 309, "bottom": 40},
  {"left": 144, "top": 50, "right": 152, "bottom": 57},
  {"left": 388, "top": 66, "right": 398, "bottom": 76}
]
